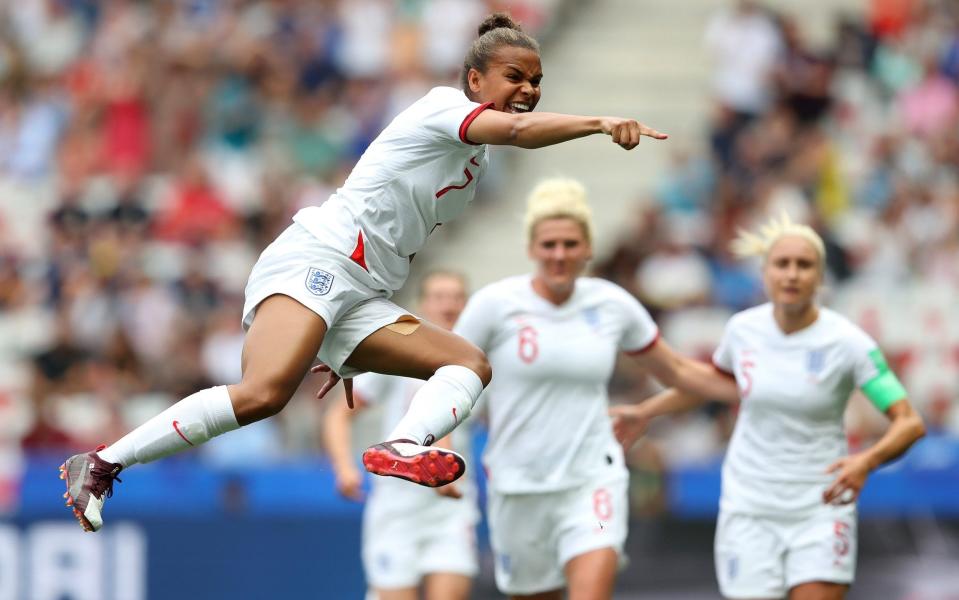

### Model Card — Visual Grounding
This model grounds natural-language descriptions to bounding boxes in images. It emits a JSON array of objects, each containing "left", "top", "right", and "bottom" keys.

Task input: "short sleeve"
[
  {"left": 711, "top": 322, "right": 735, "bottom": 375},
  {"left": 454, "top": 286, "right": 500, "bottom": 352},
  {"left": 613, "top": 286, "right": 660, "bottom": 354},
  {"left": 846, "top": 325, "right": 907, "bottom": 412},
  {"left": 418, "top": 87, "right": 493, "bottom": 146},
  {"left": 351, "top": 372, "right": 396, "bottom": 408}
]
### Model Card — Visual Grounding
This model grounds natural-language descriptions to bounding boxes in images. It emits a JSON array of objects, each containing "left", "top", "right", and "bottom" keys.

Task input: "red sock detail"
[{"left": 172, "top": 420, "right": 194, "bottom": 446}]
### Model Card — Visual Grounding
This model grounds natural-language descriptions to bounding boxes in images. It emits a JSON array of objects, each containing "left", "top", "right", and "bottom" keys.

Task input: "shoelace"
[{"left": 89, "top": 462, "right": 123, "bottom": 499}]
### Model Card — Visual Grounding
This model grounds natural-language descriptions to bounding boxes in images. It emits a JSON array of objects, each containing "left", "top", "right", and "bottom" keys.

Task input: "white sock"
[
  {"left": 97, "top": 386, "right": 240, "bottom": 467},
  {"left": 387, "top": 365, "right": 484, "bottom": 446}
]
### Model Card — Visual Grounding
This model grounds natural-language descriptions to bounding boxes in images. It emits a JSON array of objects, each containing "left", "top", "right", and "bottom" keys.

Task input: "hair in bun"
[
  {"left": 478, "top": 12, "right": 522, "bottom": 36},
  {"left": 461, "top": 13, "right": 539, "bottom": 90}
]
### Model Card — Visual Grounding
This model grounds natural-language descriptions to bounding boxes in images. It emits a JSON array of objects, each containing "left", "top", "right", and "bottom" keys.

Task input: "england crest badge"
[
  {"left": 806, "top": 349, "right": 825, "bottom": 382},
  {"left": 305, "top": 267, "right": 334, "bottom": 296}
]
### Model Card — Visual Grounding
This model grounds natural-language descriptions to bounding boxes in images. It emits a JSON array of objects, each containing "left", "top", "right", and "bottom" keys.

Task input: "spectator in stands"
[{"left": 705, "top": 1, "right": 783, "bottom": 168}]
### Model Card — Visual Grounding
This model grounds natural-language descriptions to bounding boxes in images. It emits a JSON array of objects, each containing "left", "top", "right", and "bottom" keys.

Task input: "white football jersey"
[
  {"left": 293, "top": 86, "right": 492, "bottom": 292},
  {"left": 713, "top": 303, "right": 892, "bottom": 517},
  {"left": 455, "top": 275, "right": 659, "bottom": 494},
  {"left": 353, "top": 372, "right": 477, "bottom": 514}
]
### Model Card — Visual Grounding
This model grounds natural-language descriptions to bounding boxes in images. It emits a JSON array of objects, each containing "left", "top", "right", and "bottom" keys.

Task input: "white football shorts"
[
  {"left": 488, "top": 471, "right": 629, "bottom": 596},
  {"left": 362, "top": 493, "right": 479, "bottom": 589},
  {"left": 714, "top": 505, "right": 857, "bottom": 599},
  {"left": 243, "top": 222, "right": 413, "bottom": 378}
]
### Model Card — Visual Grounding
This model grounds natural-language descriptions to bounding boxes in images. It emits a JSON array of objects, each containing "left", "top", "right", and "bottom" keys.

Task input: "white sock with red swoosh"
[
  {"left": 97, "top": 385, "right": 239, "bottom": 467},
  {"left": 386, "top": 365, "right": 484, "bottom": 446}
]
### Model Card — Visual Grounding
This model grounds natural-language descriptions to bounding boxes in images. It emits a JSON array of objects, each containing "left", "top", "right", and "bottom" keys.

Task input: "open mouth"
[{"left": 507, "top": 101, "right": 531, "bottom": 114}]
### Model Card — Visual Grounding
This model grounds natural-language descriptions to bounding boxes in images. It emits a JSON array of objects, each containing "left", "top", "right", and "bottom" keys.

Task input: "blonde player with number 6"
[{"left": 610, "top": 213, "right": 926, "bottom": 600}]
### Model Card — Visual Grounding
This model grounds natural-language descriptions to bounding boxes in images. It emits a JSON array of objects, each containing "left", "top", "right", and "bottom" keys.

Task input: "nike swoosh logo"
[
  {"left": 452, "top": 407, "right": 458, "bottom": 423},
  {"left": 172, "top": 420, "right": 194, "bottom": 446}
]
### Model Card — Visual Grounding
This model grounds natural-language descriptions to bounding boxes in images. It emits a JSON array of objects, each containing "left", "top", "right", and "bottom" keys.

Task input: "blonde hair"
[
  {"left": 730, "top": 211, "right": 826, "bottom": 264},
  {"left": 524, "top": 178, "right": 594, "bottom": 244}
]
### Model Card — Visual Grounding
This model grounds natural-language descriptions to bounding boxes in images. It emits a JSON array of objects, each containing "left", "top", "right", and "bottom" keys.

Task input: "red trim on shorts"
[
  {"left": 350, "top": 229, "right": 368, "bottom": 271},
  {"left": 712, "top": 362, "right": 735, "bottom": 379},
  {"left": 625, "top": 331, "right": 660, "bottom": 355},
  {"left": 459, "top": 101, "right": 494, "bottom": 144}
]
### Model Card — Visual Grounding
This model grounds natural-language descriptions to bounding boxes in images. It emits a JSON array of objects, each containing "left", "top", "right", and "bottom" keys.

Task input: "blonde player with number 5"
[
  {"left": 610, "top": 214, "right": 926, "bottom": 600},
  {"left": 58, "top": 13, "right": 669, "bottom": 532},
  {"left": 454, "top": 179, "right": 747, "bottom": 600}
]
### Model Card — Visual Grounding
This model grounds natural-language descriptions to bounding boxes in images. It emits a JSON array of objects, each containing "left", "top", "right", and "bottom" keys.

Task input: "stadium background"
[{"left": 1, "top": 0, "right": 957, "bottom": 598}]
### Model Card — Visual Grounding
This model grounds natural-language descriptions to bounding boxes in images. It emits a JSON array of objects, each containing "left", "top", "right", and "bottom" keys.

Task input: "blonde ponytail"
[{"left": 730, "top": 211, "right": 825, "bottom": 263}]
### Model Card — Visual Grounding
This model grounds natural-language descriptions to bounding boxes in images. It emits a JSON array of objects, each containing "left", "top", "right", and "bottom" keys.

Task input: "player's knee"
[
  {"left": 232, "top": 380, "right": 293, "bottom": 422},
  {"left": 460, "top": 349, "right": 492, "bottom": 387}
]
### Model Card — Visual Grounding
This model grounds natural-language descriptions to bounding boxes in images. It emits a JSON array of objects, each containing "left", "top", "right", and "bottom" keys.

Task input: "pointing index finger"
[{"left": 641, "top": 125, "right": 668, "bottom": 140}]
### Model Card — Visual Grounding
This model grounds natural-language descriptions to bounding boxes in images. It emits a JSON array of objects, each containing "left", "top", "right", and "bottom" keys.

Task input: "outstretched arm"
[
  {"left": 610, "top": 382, "right": 739, "bottom": 452},
  {"left": 823, "top": 399, "right": 925, "bottom": 505},
  {"left": 611, "top": 340, "right": 739, "bottom": 452},
  {"left": 466, "top": 110, "right": 667, "bottom": 150},
  {"left": 629, "top": 338, "right": 740, "bottom": 403},
  {"left": 321, "top": 392, "right": 365, "bottom": 501},
  {"left": 610, "top": 388, "right": 722, "bottom": 451}
]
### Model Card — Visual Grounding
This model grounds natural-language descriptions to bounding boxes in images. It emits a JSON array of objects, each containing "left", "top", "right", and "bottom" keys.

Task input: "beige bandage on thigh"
[{"left": 385, "top": 316, "right": 420, "bottom": 335}]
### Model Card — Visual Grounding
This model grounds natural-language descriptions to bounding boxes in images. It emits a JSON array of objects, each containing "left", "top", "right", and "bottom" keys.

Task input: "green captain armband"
[{"left": 861, "top": 349, "right": 907, "bottom": 412}]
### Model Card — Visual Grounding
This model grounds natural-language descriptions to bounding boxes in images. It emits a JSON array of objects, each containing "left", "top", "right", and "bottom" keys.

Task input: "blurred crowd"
[
  {"left": 594, "top": 0, "right": 959, "bottom": 514},
  {"left": 0, "top": 0, "right": 563, "bottom": 510}
]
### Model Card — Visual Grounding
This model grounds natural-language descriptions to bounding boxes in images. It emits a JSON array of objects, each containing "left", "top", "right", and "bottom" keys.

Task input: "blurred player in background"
[
  {"left": 59, "top": 12, "right": 669, "bottom": 532},
  {"left": 322, "top": 271, "right": 478, "bottom": 600},
  {"left": 453, "top": 178, "right": 746, "bottom": 600},
  {"left": 611, "top": 213, "right": 926, "bottom": 600}
]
